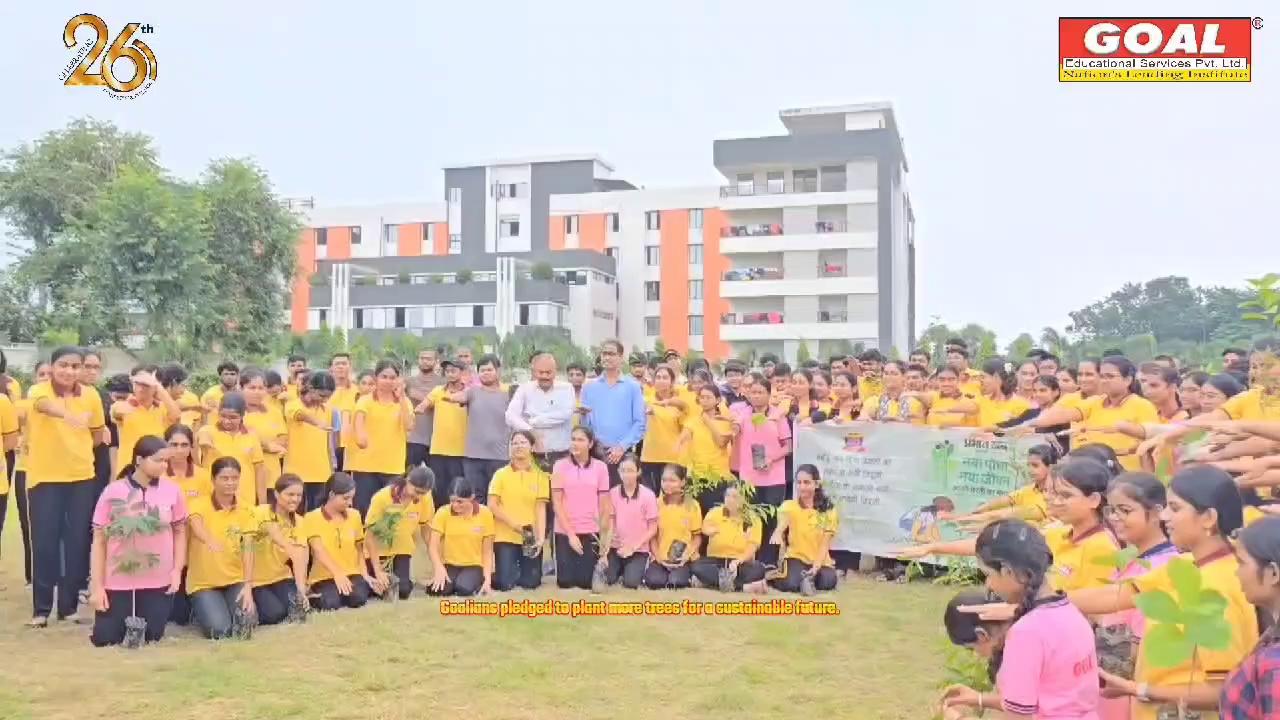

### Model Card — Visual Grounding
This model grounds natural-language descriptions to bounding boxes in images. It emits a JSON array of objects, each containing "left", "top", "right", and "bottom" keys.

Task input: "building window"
[
  {"left": 689, "top": 280, "right": 703, "bottom": 300},
  {"left": 689, "top": 244, "right": 703, "bottom": 265},
  {"left": 483, "top": 305, "right": 495, "bottom": 326},
  {"left": 564, "top": 215, "right": 579, "bottom": 234},
  {"left": 605, "top": 247, "right": 618, "bottom": 260},
  {"left": 394, "top": 307, "right": 407, "bottom": 328},
  {"left": 315, "top": 228, "right": 327, "bottom": 246},
  {"left": 689, "top": 209, "right": 703, "bottom": 229},
  {"left": 645, "top": 211, "right": 661, "bottom": 230},
  {"left": 493, "top": 182, "right": 521, "bottom": 199},
  {"left": 794, "top": 168, "right": 818, "bottom": 193},
  {"left": 644, "top": 317, "right": 660, "bottom": 336},
  {"left": 645, "top": 246, "right": 660, "bottom": 266},
  {"left": 448, "top": 234, "right": 461, "bottom": 254},
  {"left": 644, "top": 281, "right": 660, "bottom": 301},
  {"left": 608, "top": 213, "right": 620, "bottom": 232},
  {"left": 377, "top": 276, "right": 395, "bottom": 286},
  {"left": 593, "top": 309, "right": 615, "bottom": 321},
  {"left": 519, "top": 304, "right": 529, "bottom": 326},
  {"left": 767, "top": 171, "right": 785, "bottom": 194},
  {"left": 437, "top": 305, "right": 455, "bottom": 327},
  {"left": 736, "top": 173, "right": 755, "bottom": 195},
  {"left": 472, "top": 305, "right": 484, "bottom": 327},
  {"left": 383, "top": 224, "right": 398, "bottom": 254},
  {"left": 353, "top": 308, "right": 365, "bottom": 329},
  {"left": 499, "top": 217, "right": 520, "bottom": 238},
  {"left": 350, "top": 226, "right": 362, "bottom": 244},
  {"left": 448, "top": 187, "right": 462, "bottom": 203},
  {"left": 688, "top": 315, "right": 703, "bottom": 336}
]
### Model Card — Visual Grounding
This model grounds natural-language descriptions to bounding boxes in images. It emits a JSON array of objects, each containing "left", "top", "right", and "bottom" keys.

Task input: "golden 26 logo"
[{"left": 61, "top": 14, "right": 157, "bottom": 97}]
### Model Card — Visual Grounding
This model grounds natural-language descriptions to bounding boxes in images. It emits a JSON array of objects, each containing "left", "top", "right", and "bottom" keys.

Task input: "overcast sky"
[{"left": 2, "top": 1, "right": 1276, "bottom": 344}]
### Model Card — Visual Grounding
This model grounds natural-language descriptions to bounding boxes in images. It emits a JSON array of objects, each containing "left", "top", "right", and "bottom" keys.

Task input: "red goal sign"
[{"left": 1059, "top": 18, "right": 1255, "bottom": 82}]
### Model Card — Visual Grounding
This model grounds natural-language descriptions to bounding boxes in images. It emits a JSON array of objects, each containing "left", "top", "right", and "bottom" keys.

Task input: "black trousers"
[
  {"left": 352, "top": 471, "right": 395, "bottom": 519},
  {"left": 554, "top": 532, "right": 599, "bottom": 590},
  {"left": 13, "top": 470, "right": 32, "bottom": 583},
  {"left": 407, "top": 442, "right": 429, "bottom": 469},
  {"left": 639, "top": 462, "right": 666, "bottom": 494},
  {"left": 494, "top": 542, "right": 542, "bottom": 591},
  {"left": 90, "top": 587, "right": 174, "bottom": 647},
  {"left": 312, "top": 575, "right": 371, "bottom": 611},
  {"left": 690, "top": 557, "right": 768, "bottom": 590},
  {"left": 29, "top": 479, "right": 97, "bottom": 618},
  {"left": 463, "top": 458, "right": 506, "bottom": 502},
  {"left": 643, "top": 560, "right": 693, "bottom": 589},
  {"left": 252, "top": 579, "right": 298, "bottom": 626},
  {"left": 425, "top": 564, "right": 485, "bottom": 596},
  {"left": 169, "top": 569, "right": 190, "bottom": 625},
  {"left": 603, "top": 549, "right": 648, "bottom": 589},
  {"left": 428, "top": 455, "right": 466, "bottom": 510},
  {"left": 770, "top": 558, "right": 838, "bottom": 593},
  {"left": 302, "top": 483, "right": 328, "bottom": 513},
  {"left": 374, "top": 554, "right": 414, "bottom": 599},
  {"left": 753, "top": 484, "right": 787, "bottom": 566}
]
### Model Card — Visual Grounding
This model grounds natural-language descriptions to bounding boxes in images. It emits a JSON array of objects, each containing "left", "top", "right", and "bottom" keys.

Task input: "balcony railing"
[
  {"left": 720, "top": 220, "right": 848, "bottom": 238},
  {"left": 818, "top": 310, "right": 849, "bottom": 323},
  {"left": 719, "top": 177, "right": 846, "bottom": 198},
  {"left": 721, "top": 312, "right": 785, "bottom": 325},
  {"left": 722, "top": 267, "right": 784, "bottom": 282},
  {"left": 819, "top": 263, "right": 846, "bottom": 278}
]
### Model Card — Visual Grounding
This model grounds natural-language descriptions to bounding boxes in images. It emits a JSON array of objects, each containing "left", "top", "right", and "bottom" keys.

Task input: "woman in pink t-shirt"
[
  {"left": 89, "top": 435, "right": 189, "bottom": 647},
  {"left": 730, "top": 377, "right": 791, "bottom": 565},
  {"left": 551, "top": 427, "right": 610, "bottom": 590},
  {"left": 943, "top": 519, "right": 1101, "bottom": 720},
  {"left": 600, "top": 456, "right": 658, "bottom": 589}
]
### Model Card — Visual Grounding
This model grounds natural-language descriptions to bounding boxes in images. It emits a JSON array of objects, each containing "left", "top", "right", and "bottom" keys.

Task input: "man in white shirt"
[{"left": 505, "top": 352, "right": 576, "bottom": 469}]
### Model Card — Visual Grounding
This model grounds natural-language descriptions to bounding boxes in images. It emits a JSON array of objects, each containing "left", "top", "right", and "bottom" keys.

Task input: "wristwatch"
[{"left": 1135, "top": 682, "right": 1151, "bottom": 702}]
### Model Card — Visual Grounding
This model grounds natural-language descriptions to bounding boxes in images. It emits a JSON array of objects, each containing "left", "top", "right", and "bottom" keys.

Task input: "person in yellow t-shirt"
[
  {"left": 26, "top": 347, "right": 108, "bottom": 626},
  {"left": 691, "top": 483, "right": 769, "bottom": 591},
  {"left": 643, "top": 465, "right": 702, "bottom": 589},
  {"left": 943, "top": 346, "right": 983, "bottom": 397},
  {"left": 488, "top": 431, "right": 550, "bottom": 591},
  {"left": 1020, "top": 356, "right": 1159, "bottom": 471},
  {"left": 1066, "top": 466, "right": 1256, "bottom": 718},
  {"left": 422, "top": 360, "right": 469, "bottom": 510},
  {"left": 816, "top": 371, "right": 861, "bottom": 423},
  {"left": 165, "top": 424, "right": 211, "bottom": 503},
  {"left": 251, "top": 474, "right": 310, "bottom": 625},
  {"left": 676, "top": 385, "right": 735, "bottom": 510},
  {"left": 11, "top": 361, "right": 51, "bottom": 586},
  {"left": 264, "top": 369, "right": 288, "bottom": 422},
  {"left": 284, "top": 370, "right": 336, "bottom": 511},
  {"left": 920, "top": 366, "right": 979, "bottom": 428},
  {"left": 326, "top": 352, "right": 358, "bottom": 471},
  {"left": 200, "top": 361, "right": 242, "bottom": 423},
  {"left": 0, "top": 391, "right": 20, "bottom": 542},
  {"left": 365, "top": 467, "right": 435, "bottom": 600},
  {"left": 303, "top": 472, "right": 376, "bottom": 610},
  {"left": 640, "top": 366, "right": 689, "bottom": 491},
  {"left": 197, "top": 392, "right": 267, "bottom": 507},
  {"left": 347, "top": 360, "right": 414, "bottom": 518},
  {"left": 240, "top": 369, "right": 288, "bottom": 492},
  {"left": 859, "top": 361, "right": 925, "bottom": 424},
  {"left": 427, "top": 477, "right": 495, "bottom": 597},
  {"left": 185, "top": 457, "right": 257, "bottom": 639},
  {"left": 111, "top": 366, "right": 181, "bottom": 478},
  {"left": 758, "top": 464, "right": 839, "bottom": 594}
]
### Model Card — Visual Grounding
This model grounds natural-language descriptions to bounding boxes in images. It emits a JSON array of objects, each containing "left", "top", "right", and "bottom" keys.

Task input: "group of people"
[{"left": 3, "top": 334, "right": 1280, "bottom": 718}]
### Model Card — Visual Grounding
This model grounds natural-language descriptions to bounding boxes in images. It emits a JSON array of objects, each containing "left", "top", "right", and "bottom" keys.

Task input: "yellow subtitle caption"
[{"left": 438, "top": 598, "right": 840, "bottom": 618}]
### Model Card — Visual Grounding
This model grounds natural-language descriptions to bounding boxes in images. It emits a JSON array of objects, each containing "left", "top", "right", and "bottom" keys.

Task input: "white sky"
[{"left": 2, "top": 1, "right": 1277, "bottom": 344}]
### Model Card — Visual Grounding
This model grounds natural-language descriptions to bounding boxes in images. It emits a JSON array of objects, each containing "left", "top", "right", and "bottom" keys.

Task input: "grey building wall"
[
  {"left": 310, "top": 279, "right": 571, "bottom": 308},
  {"left": 443, "top": 166, "right": 486, "bottom": 260},
  {"left": 528, "top": 160, "right": 599, "bottom": 253}
]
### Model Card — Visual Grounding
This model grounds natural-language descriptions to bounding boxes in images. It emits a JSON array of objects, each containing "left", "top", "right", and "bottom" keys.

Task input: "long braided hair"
[{"left": 975, "top": 519, "right": 1053, "bottom": 679}]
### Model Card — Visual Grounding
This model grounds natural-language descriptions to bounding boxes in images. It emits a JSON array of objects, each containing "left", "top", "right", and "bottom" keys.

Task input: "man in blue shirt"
[{"left": 580, "top": 338, "right": 646, "bottom": 486}]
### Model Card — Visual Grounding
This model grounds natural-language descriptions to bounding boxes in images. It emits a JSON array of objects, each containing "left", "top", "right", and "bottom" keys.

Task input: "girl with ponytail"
[
  {"left": 940, "top": 519, "right": 1101, "bottom": 719},
  {"left": 1220, "top": 516, "right": 1280, "bottom": 718}
]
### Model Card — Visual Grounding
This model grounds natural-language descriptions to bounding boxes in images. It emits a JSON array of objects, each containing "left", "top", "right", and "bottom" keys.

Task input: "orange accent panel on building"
[
  {"left": 290, "top": 229, "right": 317, "bottom": 332},
  {"left": 702, "top": 209, "right": 730, "bottom": 361},
  {"left": 548, "top": 216, "right": 565, "bottom": 251},
  {"left": 579, "top": 214, "right": 606, "bottom": 252},
  {"left": 396, "top": 223, "right": 423, "bottom": 257},
  {"left": 658, "top": 210, "right": 690, "bottom": 354},
  {"left": 433, "top": 222, "right": 449, "bottom": 255},
  {"left": 328, "top": 226, "right": 352, "bottom": 260}
]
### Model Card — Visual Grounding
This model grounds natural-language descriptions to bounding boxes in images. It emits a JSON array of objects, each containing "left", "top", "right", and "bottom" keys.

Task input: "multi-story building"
[{"left": 290, "top": 103, "right": 913, "bottom": 363}]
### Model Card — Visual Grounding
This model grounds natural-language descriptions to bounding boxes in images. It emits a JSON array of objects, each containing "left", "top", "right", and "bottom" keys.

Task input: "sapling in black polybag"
[
  {"left": 286, "top": 592, "right": 309, "bottom": 624},
  {"left": 123, "top": 613, "right": 147, "bottom": 649},
  {"left": 666, "top": 540, "right": 687, "bottom": 565},
  {"left": 717, "top": 566, "right": 735, "bottom": 593},
  {"left": 591, "top": 564, "right": 608, "bottom": 594},
  {"left": 1094, "top": 623, "right": 1137, "bottom": 679},
  {"left": 521, "top": 525, "right": 538, "bottom": 558},
  {"left": 231, "top": 601, "right": 258, "bottom": 640},
  {"left": 799, "top": 571, "right": 817, "bottom": 597}
]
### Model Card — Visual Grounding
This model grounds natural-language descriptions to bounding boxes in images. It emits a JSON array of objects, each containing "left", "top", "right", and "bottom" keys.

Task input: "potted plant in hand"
[
  {"left": 1090, "top": 546, "right": 1150, "bottom": 678},
  {"left": 228, "top": 524, "right": 263, "bottom": 640},
  {"left": 103, "top": 489, "right": 167, "bottom": 649},
  {"left": 367, "top": 507, "right": 406, "bottom": 602}
]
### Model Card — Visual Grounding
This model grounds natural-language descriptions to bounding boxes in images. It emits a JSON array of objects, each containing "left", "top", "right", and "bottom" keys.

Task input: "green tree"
[
  {"left": 917, "top": 322, "right": 1000, "bottom": 364},
  {"left": 1005, "top": 333, "right": 1035, "bottom": 360},
  {"left": 1067, "top": 276, "right": 1257, "bottom": 344},
  {"left": 796, "top": 339, "right": 812, "bottom": 364}
]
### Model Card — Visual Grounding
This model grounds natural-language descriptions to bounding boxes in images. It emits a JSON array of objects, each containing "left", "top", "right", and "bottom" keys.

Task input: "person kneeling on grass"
[
  {"left": 938, "top": 589, "right": 1013, "bottom": 720},
  {"left": 746, "top": 464, "right": 839, "bottom": 595},
  {"left": 427, "top": 478, "right": 495, "bottom": 596},
  {"left": 645, "top": 464, "right": 701, "bottom": 589},
  {"left": 304, "top": 472, "right": 379, "bottom": 610},
  {"left": 488, "top": 431, "right": 549, "bottom": 591},
  {"left": 365, "top": 466, "right": 435, "bottom": 600},
  {"left": 89, "top": 435, "right": 188, "bottom": 647},
  {"left": 250, "top": 474, "right": 310, "bottom": 625},
  {"left": 186, "top": 457, "right": 258, "bottom": 639},
  {"left": 600, "top": 455, "right": 658, "bottom": 589},
  {"left": 691, "top": 483, "right": 768, "bottom": 592}
]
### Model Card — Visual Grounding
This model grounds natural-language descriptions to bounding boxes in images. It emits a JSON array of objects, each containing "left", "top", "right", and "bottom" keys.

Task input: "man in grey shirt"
[
  {"left": 406, "top": 348, "right": 443, "bottom": 469},
  {"left": 460, "top": 354, "right": 512, "bottom": 499},
  {"left": 505, "top": 351, "right": 576, "bottom": 471}
]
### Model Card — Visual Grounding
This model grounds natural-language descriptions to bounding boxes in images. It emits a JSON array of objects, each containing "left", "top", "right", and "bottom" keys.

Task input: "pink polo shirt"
[
  {"left": 997, "top": 596, "right": 1101, "bottom": 720},
  {"left": 730, "top": 404, "right": 792, "bottom": 487},
  {"left": 1097, "top": 542, "right": 1177, "bottom": 720},
  {"left": 551, "top": 456, "right": 610, "bottom": 535},
  {"left": 92, "top": 477, "right": 189, "bottom": 591},
  {"left": 608, "top": 484, "right": 658, "bottom": 550}
]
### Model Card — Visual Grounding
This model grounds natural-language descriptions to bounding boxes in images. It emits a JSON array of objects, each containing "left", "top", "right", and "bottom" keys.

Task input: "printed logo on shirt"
[
  {"left": 1072, "top": 654, "right": 1095, "bottom": 677},
  {"left": 60, "top": 14, "right": 158, "bottom": 98},
  {"left": 1059, "top": 17, "right": 1255, "bottom": 82}
]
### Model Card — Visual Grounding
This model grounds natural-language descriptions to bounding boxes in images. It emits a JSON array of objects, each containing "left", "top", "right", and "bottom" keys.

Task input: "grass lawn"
[{"left": 0, "top": 506, "right": 959, "bottom": 720}]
